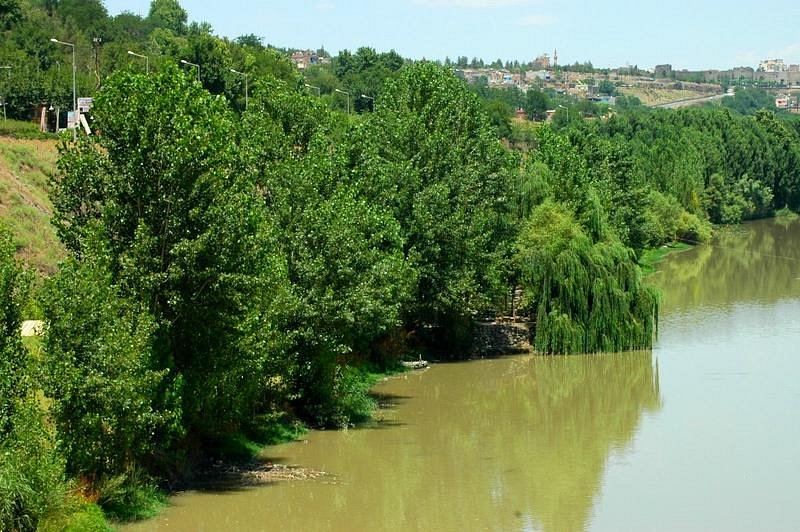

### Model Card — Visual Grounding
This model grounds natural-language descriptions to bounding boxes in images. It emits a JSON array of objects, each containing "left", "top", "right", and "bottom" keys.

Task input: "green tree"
[
  {"left": 237, "top": 79, "right": 413, "bottom": 425},
  {"left": 147, "top": 0, "right": 187, "bottom": 34},
  {"left": 0, "top": 225, "right": 70, "bottom": 532},
  {"left": 41, "top": 242, "right": 178, "bottom": 482},
  {"left": 361, "top": 63, "right": 515, "bottom": 348},
  {"left": 525, "top": 87, "right": 550, "bottom": 120},
  {"left": 52, "top": 67, "right": 293, "bottom": 441},
  {"left": 516, "top": 201, "right": 658, "bottom": 354},
  {"left": 0, "top": 0, "right": 22, "bottom": 30}
]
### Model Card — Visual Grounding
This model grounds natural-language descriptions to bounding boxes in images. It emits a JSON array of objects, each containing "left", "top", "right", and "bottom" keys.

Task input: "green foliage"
[
  {"left": 0, "top": 226, "right": 28, "bottom": 435},
  {"left": 95, "top": 467, "right": 164, "bottom": 522},
  {"left": 0, "top": 403, "right": 70, "bottom": 532},
  {"left": 483, "top": 98, "right": 513, "bottom": 137},
  {"left": 0, "top": 118, "right": 54, "bottom": 139},
  {"left": 722, "top": 87, "right": 776, "bottom": 115},
  {"left": 364, "top": 62, "right": 515, "bottom": 339},
  {"left": 525, "top": 87, "right": 550, "bottom": 121},
  {"left": 59, "top": 503, "right": 111, "bottom": 532},
  {"left": 0, "top": 224, "right": 85, "bottom": 532},
  {"left": 516, "top": 201, "right": 658, "bottom": 354},
  {"left": 147, "top": 0, "right": 187, "bottom": 34},
  {"left": 638, "top": 242, "right": 692, "bottom": 275},
  {"left": 238, "top": 78, "right": 412, "bottom": 425},
  {"left": 0, "top": 0, "right": 22, "bottom": 30},
  {"left": 331, "top": 47, "right": 405, "bottom": 113},
  {"left": 53, "top": 67, "right": 293, "bottom": 438},
  {"left": 41, "top": 246, "right": 178, "bottom": 482},
  {"left": 597, "top": 79, "right": 617, "bottom": 96}
]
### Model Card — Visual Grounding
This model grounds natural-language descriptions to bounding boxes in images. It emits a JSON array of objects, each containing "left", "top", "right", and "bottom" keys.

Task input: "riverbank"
[{"left": 639, "top": 242, "right": 694, "bottom": 275}]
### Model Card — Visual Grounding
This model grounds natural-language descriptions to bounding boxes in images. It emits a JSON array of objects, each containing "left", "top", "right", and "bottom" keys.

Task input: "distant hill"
[{"left": 0, "top": 128, "right": 64, "bottom": 274}]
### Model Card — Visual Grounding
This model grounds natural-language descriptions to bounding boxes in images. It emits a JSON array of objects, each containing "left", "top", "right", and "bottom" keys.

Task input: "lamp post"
[
  {"left": 360, "top": 93, "right": 375, "bottom": 111},
  {"left": 180, "top": 59, "right": 200, "bottom": 82},
  {"left": 335, "top": 88, "right": 350, "bottom": 114},
  {"left": 230, "top": 68, "right": 249, "bottom": 110},
  {"left": 304, "top": 83, "right": 321, "bottom": 97},
  {"left": 0, "top": 66, "right": 10, "bottom": 122},
  {"left": 127, "top": 50, "right": 149, "bottom": 73},
  {"left": 50, "top": 38, "right": 76, "bottom": 140},
  {"left": 558, "top": 104, "right": 569, "bottom": 123}
]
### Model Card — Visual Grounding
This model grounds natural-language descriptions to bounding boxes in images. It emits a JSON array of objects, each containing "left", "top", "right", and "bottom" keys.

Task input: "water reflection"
[
  {"left": 653, "top": 218, "right": 800, "bottom": 313},
  {"left": 127, "top": 350, "right": 660, "bottom": 532},
  {"left": 125, "top": 218, "right": 800, "bottom": 531}
]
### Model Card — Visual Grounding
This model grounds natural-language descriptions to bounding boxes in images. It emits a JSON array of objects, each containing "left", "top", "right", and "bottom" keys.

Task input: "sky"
[{"left": 104, "top": 0, "right": 800, "bottom": 71}]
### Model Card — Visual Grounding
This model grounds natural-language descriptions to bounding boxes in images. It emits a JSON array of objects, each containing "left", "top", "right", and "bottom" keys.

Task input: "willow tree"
[{"left": 516, "top": 201, "right": 658, "bottom": 354}]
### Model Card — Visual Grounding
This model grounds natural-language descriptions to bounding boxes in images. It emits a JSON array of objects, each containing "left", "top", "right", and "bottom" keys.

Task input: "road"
[{"left": 649, "top": 93, "right": 729, "bottom": 109}]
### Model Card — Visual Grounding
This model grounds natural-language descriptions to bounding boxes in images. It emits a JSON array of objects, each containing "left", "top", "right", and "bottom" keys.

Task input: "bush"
[
  {"left": 41, "top": 244, "right": 180, "bottom": 484},
  {"left": 0, "top": 404, "right": 69, "bottom": 532},
  {"left": 95, "top": 467, "right": 164, "bottom": 522}
]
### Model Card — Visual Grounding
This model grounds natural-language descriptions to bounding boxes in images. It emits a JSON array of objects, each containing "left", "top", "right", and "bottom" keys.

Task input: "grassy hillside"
[
  {"left": 619, "top": 87, "right": 709, "bottom": 106},
  {"left": 0, "top": 125, "right": 64, "bottom": 274}
]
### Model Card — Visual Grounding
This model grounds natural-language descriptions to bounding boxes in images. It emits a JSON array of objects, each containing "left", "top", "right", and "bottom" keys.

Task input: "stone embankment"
[{"left": 471, "top": 321, "right": 532, "bottom": 358}]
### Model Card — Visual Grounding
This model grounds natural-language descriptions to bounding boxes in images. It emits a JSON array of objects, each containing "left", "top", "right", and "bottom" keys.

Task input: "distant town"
[{"left": 289, "top": 50, "right": 800, "bottom": 111}]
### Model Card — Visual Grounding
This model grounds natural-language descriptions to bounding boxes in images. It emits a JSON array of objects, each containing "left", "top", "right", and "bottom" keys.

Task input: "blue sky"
[{"left": 104, "top": 1, "right": 800, "bottom": 70}]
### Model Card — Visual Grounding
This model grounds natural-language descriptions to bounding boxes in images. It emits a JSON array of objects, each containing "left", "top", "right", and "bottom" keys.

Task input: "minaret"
[{"left": 554, "top": 49, "right": 558, "bottom": 68}]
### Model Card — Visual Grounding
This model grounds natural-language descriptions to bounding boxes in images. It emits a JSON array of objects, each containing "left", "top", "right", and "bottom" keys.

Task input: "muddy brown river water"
[{"left": 125, "top": 218, "right": 800, "bottom": 531}]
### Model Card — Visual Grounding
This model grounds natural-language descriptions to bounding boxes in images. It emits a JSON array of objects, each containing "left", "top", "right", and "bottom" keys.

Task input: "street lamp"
[
  {"left": 304, "top": 83, "right": 321, "bottom": 97},
  {"left": 0, "top": 66, "right": 10, "bottom": 122},
  {"left": 335, "top": 88, "right": 350, "bottom": 114},
  {"left": 180, "top": 59, "right": 200, "bottom": 82},
  {"left": 127, "top": 50, "right": 149, "bottom": 73},
  {"left": 360, "top": 94, "right": 375, "bottom": 112},
  {"left": 558, "top": 104, "right": 569, "bottom": 123},
  {"left": 51, "top": 38, "right": 76, "bottom": 140},
  {"left": 230, "top": 68, "right": 248, "bottom": 110}
]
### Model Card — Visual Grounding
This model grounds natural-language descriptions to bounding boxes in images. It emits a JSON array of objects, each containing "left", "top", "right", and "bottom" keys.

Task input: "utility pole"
[
  {"left": 0, "top": 66, "right": 10, "bottom": 122},
  {"left": 93, "top": 37, "right": 102, "bottom": 89},
  {"left": 50, "top": 38, "right": 76, "bottom": 141},
  {"left": 335, "top": 88, "right": 350, "bottom": 114}
]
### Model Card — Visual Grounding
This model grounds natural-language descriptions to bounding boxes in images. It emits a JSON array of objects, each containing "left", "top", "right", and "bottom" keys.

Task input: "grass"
[
  {"left": 96, "top": 470, "right": 166, "bottom": 523},
  {"left": 211, "top": 412, "right": 309, "bottom": 462},
  {"left": 0, "top": 134, "right": 65, "bottom": 273},
  {"left": 639, "top": 242, "right": 693, "bottom": 274},
  {"left": 0, "top": 119, "right": 58, "bottom": 140},
  {"left": 619, "top": 87, "right": 709, "bottom": 106}
]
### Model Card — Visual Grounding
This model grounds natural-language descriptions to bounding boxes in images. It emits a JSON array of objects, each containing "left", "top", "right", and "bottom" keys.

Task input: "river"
[{"left": 125, "top": 217, "right": 800, "bottom": 531}]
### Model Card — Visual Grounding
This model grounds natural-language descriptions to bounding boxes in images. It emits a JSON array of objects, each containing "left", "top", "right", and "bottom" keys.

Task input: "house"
[
  {"left": 759, "top": 59, "right": 785, "bottom": 72},
  {"left": 291, "top": 50, "right": 322, "bottom": 70}
]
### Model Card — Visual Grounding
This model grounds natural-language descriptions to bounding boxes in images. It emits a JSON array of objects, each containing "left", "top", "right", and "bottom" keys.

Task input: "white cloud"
[
  {"left": 413, "top": 0, "right": 537, "bottom": 7},
  {"left": 315, "top": 2, "right": 335, "bottom": 11},
  {"left": 517, "top": 14, "right": 556, "bottom": 26}
]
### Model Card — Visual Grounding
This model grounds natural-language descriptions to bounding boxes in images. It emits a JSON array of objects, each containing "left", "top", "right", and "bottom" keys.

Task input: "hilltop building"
[
  {"left": 291, "top": 50, "right": 329, "bottom": 70},
  {"left": 655, "top": 64, "right": 673, "bottom": 77},
  {"left": 759, "top": 59, "right": 786, "bottom": 72},
  {"left": 533, "top": 54, "right": 551, "bottom": 69}
]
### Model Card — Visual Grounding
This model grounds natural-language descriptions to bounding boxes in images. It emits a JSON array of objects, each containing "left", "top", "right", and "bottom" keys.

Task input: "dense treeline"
[
  {"left": 3, "top": 1, "right": 800, "bottom": 528},
  {"left": 0, "top": 0, "right": 298, "bottom": 118}
]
